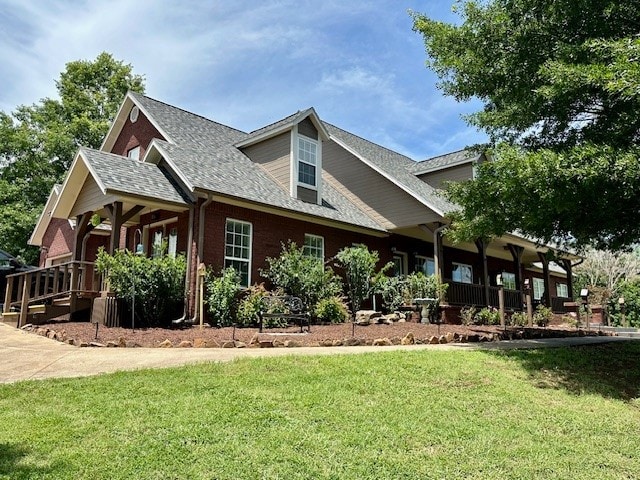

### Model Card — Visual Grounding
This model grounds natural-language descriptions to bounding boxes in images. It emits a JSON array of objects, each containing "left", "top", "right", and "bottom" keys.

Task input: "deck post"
[
  {"left": 507, "top": 244, "right": 525, "bottom": 308},
  {"left": 18, "top": 272, "right": 32, "bottom": 327},
  {"left": 537, "top": 252, "right": 553, "bottom": 307},
  {"left": 3, "top": 275, "right": 14, "bottom": 314},
  {"left": 475, "top": 239, "right": 490, "bottom": 307}
]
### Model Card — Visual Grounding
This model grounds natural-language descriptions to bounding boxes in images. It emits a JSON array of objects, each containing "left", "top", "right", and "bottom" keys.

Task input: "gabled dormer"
[{"left": 236, "top": 108, "right": 330, "bottom": 206}]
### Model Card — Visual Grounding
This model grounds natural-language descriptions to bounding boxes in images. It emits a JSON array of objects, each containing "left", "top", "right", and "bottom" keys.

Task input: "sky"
[{"left": 0, "top": 0, "right": 486, "bottom": 161}]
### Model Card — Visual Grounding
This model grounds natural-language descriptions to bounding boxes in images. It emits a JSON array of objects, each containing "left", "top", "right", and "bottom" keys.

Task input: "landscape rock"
[
  {"left": 79, "top": 341, "right": 89, "bottom": 347},
  {"left": 47, "top": 331, "right": 56, "bottom": 339},
  {"left": 259, "top": 339, "right": 274, "bottom": 348},
  {"left": 234, "top": 340, "right": 247, "bottom": 348},
  {"left": 445, "top": 332, "right": 455, "bottom": 343},
  {"left": 249, "top": 333, "right": 260, "bottom": 346},
  {"left": 284, "top": 340, "right": 301, "bottom": 348},
  {"left": 221, "top": 341, "right": 235, "bottom": 348},
  {"left": 193, "top": 338, "right": 207, "bottom": 348},
  {"left": 177, "top": 340, "right": 193, "bottom": 348},
  {"left": 401, "top": 332, "right": 415, "bottom": 345},
  {"left": 320, "top": 339, "right": 334, "bottom": 347},
  {"left": 158, "top": 339, "right": 173, "bottom": 348},
  {"left": 118, "top": 336, "right": 127, "bottom": 348},
  {"left": 125, "top": 341, "right": 140, "bottom": 348},
  {"left": 355, "top": 310, "right": 381, "bottom": 325},
  {"left": 66, "top": 339, "right": 75, "bottom": 346},
  {"left": 332, "top": 339, "right": 344, "bottom": 346},
  {"left": 390, "top": 337, "right": 402, "bottom": 345},
  {"left": 428, "top": 336, "right": 440, "bottom": 344},
  {"left": 89, "top": 341, "right": 105, "bottom": 347},
  {"left": 20, "top": 324, "right": 33, "bottom": 330},
  {"left": 106, "top": 341, "right": 119, "bottom": 348},
  {"left": 343, "top": 337, "right": 364, "bottom": 346},
  {"left": 373, "top": 337, "right": 392, "bottom": 346},
  {"left": 438, "top": 335, "right": 447, "bottom": 344}
]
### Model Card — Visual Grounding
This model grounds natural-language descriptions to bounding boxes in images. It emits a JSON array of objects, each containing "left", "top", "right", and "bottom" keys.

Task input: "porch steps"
[{"left": 1, "top": 312, "right": 19, "bottom": 327}]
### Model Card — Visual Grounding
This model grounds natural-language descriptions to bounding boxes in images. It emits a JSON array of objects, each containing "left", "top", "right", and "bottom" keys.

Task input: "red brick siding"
[
  {"left": 110, "top": 109, "right": 164, "bottom": 158},
  {"left": 39, "top": 219, "right": 74, "bottom": 266}
]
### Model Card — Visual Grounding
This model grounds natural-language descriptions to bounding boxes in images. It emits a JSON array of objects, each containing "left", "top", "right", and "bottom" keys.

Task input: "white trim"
[
  {"left": 296, "top": 134, "right": 319, "bottom": 190},
  {"left": 28, "top": 184, "right": 62, "bottom": 246},
  {"left": 392, "top": 251, "right": 408, "bottom": 276},
  {"left": 144, "top": 140, "right": 196, "bottom": 197},
  {"left": 290, "top": 124, "right": 297, "bottom": 197},
  {"left": 303, "top": 233, "right": 324, "bottom": 261},
  {"left": 44, "top": 253, "right": 72, "bottom": 267},
  {"left": 329, "top": 135, "right": 445, "bottom": 217},
  {"left": 147, "top": 216, "right": 179, "bottom": 229},
  {"left": 224, "top": 218, "right": 253, "bottom": 287}
]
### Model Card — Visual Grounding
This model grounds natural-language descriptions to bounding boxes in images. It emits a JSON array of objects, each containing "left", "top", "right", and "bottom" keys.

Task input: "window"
[
  {"left": 303, "top": 234, "right": 324, "bottom": 261},
  {"left": 532, "top": 277, "right": 545, "bottom": 300},
  {"left": 224, "top": 219, "right": 252, "bottom": 287},
  {"left": 298, "top": 136, "right": 317, "bottom": 187},
  {"left": 452, "top": 262, "right": 473, "bottom": 284},
  {"left": 127, "top": 146, "right": 140, "bottom": 160},
  {"left": 501, "top": 272, "right": 516, "bottom": 290},
  {"left": 415, "top": 255, "right": 435, "bottom": 276},
  {"left": 168, "top": 227, "right": 178, "bottom": 258},
  {"left": 392, "top": 252, "right": 408, "bottom": 276},
  {"left": 152, "top": 230, "right": 163, "bottom": 258},
  {"left": 556, "top": 282, "right": 568, "bottom": 298}
]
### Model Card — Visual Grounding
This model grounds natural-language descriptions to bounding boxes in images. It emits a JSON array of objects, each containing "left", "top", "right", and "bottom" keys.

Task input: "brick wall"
[
  {"left": 110, "top": 108, "right": 164, "bottom": 158},
  {"left": 39, "top": 219, "right": 74, "bottom": 266}
]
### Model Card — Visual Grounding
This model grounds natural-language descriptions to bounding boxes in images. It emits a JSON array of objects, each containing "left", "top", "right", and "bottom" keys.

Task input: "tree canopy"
[
  {"left": 412, "top": 1, "right": 640, "bottom": 251},
  {"left": 0, "top": 52, "right": 145, "bottom": 263}
]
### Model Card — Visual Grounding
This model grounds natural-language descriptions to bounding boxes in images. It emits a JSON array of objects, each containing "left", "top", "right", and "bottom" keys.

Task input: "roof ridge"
[
  {"left": 129, "top": 91, "right": 249, "bottom": 136},
  {"left": 247, "top": 109, "right": 304, "bottom": 135},
  {"left": 416, "top": 148, "right": 470, "bottom": 165},
  {"left": 323, "top": 121, "right": 416, "bottom": 163}
]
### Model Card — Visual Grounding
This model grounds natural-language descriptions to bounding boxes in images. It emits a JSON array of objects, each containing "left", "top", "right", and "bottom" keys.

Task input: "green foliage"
[
  {"left": 314, "top": 296, "right": 350, "bottom": 324},
  {"left": 533, "top": 304, "right": 553, "bottom": 327},
  {"left": 403, "top": 271, "right": 448, "bottom": 303},
  {"left": 608, "top": 279, "right": 640, "bottom": 328},
  {"left": 0, "top": 52, "right": 145, "bottom": 263},
  {"left": 413, "top": 2, "right": 640, "bottom": 250},
  {"left": 475, "top": 307, "right": 500, "bottom": 326},
  {"left": 206, "top": 267, "right": 241, "bottom": 327},
  {"left": 375, "top": 275, "right": 405, "bottom": 312},
  {"left": 509, "top": 311, "right": 529, "bottom": 327},
  {"left": 236, "top": 284, "right": 268, "bottom": 327},
  {"left": 95, "top": 248, "right": 186, "bottom": 328},
  {"left": 261, "top": 241, "right": 342, "bottom": 312},
  {"left": 459, "top": 306, "right": 477, "bottom": 326},
  {"left": 335, "top": 244, "right": 391, "bottom": 316}
]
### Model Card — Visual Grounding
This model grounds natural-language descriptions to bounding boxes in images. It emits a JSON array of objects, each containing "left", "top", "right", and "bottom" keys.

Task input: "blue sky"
[{"left": 0, "top": 0, "right": 486, "bottom": 160}]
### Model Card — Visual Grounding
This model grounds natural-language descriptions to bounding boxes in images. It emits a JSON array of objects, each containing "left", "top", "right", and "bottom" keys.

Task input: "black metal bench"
[{"left": 258, "top": 295, "right": 310, "bottom": 333}]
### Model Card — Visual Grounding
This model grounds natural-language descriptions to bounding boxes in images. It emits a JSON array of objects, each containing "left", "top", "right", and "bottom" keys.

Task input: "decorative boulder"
[{"left": 355, "top": 310, "right": 381, "bottom": 325}]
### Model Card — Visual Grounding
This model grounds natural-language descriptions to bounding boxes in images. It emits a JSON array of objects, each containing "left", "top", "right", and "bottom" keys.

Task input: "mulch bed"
[{"left": 22, "top": 319, "right": 604, "bottom": 348}]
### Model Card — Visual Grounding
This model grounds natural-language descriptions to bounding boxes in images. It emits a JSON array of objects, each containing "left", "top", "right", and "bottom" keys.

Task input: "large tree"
[
  {"left": 412, "top": 1, "right": 640, "bottom": 251},
  {"left": 0, "top": 52, "right": 145, "bottom": 263}
]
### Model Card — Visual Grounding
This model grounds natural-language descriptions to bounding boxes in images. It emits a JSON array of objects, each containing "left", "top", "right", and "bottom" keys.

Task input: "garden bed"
[{"left": 22, "top": 320, "right": 609, "bottom": 348}]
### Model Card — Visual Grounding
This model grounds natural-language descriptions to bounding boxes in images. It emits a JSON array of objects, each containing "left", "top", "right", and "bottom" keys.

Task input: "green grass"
[{"left": 1, "top": 343, "right": 640, "bottom": 479}]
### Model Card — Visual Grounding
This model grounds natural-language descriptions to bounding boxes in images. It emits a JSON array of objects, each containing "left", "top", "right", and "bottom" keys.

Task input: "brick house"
[{"left": 28, "top": 92, "right": 578, "bottom": 322}]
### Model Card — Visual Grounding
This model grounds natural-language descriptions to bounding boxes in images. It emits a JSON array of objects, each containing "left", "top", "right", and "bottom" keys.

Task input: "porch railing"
[{"left": 445, "top": 280, "right": 523, "bottom": 310}]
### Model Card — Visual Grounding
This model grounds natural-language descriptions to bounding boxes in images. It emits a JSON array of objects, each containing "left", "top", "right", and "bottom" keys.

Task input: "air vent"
[{"left": 129, "top": 106, "right": 139, "bottom": 123}]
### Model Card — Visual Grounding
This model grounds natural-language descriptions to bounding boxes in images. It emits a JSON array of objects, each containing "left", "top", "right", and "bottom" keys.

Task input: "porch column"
[
  {"left": 418, "top": 223, "right": 446, "bottom": 281},
  {"left": 507, "top": 244, "right": 525, "bottom": 309},
  {"left": 73, "top": 212, "right": 94, "bottom": 261},
  {"left": 558, "top": 259, "right": 574, "bottom": 299},
  {"left": 104, "top": 202, "right": 145, "bottom": 254},
  {"left": 475, "top": 238, "right": 490, "bottom": 306},
  {"left": 538, "top": 252, "right": 553, "bottom": 307}
]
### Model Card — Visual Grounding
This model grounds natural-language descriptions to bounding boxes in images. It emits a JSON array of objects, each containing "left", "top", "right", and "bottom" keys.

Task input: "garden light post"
[
  {"left": 581, "top": 288, "right": 590, "bottom": 332},
  {"left": 619, "top": 296, "right": 626, "bottom": 327},
  {"left": 496, "top": 274, "right": 505, "bottom": 329}
]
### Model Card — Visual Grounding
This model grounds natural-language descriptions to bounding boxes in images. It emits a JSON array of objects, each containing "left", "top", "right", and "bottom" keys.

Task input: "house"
[{"left": 21, "top": 92, "right": 577, "bottom": 324}]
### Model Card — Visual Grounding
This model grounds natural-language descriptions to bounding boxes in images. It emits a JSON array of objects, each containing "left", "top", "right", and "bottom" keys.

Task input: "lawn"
[{"left": 1, "top": 343, "right": 639, "bottom": 479}]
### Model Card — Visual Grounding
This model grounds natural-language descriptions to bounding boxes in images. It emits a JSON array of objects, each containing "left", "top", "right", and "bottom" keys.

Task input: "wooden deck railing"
[
  {"left": 445, "top": 280, "right": 523, "bottom": 310},
  {"left": 3, "top": 261, "right": 99, "bottom": 325}
]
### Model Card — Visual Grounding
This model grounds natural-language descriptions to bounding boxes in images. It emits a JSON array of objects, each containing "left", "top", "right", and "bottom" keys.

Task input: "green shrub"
[
  {"left": 475, "top": 307, "right": 500, "bottom": 325},
  {"left": 236, "top": 284, "right": 268, "bottom": 327},
  {"left": 402, "top": 272, "right": 448, "bottom": 303},
  {"left": 314, "top": 296, "right": 350, "bottom": 323},
  {"left": 459, "top": 306, "right": 477, "bottom": 326},
  {"left": 509, "top": 311, "right": 528, "bottom": 327},
  {"left": 261, "top": 241, "right": 342, "bottom": 313},
  {"left": 95, "top": 248, "right": 186, "bottom": 328},
  {"left": 533, "top": 304, "right": 553, "bottom": 327},
  {"left": 206, "top": 267, "right": 241, "bottom": 327},
  {"left": 375, "top": 275, "right": 405, "bottom": 312}
]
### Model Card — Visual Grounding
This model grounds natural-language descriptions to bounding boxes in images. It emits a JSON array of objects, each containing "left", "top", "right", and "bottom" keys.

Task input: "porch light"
[
  {"left": 524, "top": 278, "right": 530, "bottom": 288},
  {"left": 496, "top": 273, "right": 503, "bottom": 286},
  {"left": 135, "top": 243, "right": 144, "bottom": 255},
  {"left": 134, "top": 229, "right": 143, "bottom": 255},
  {"left": 580, "top": 288, "right": 589, "bottom": 300}
]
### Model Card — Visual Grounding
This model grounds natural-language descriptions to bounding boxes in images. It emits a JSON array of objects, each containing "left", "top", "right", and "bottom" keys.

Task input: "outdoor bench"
[{"left": 258, "top": 295, "right": 310, "bottom": 333}]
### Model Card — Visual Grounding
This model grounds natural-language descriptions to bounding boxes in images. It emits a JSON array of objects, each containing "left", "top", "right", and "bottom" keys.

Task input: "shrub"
[
  {"left": 261, "top": 241, "right": 342, "bottom": 313},
  {"left": 509, "top": 311, "right": 528, "bottom": 327},
  {"left": 475, "top": 307, "right": 500, "bottom": 325},
  {"left": 314, "top": 296, "right": 350, "bottom": 323},
  {"left": 236, "top": 284, "right": 268, "bottom": 327},
  {"left": 533, "top": 304, "right": 553, "bottom": 327},
  {"left": 206, "top": 267, "right": 241, "bottom": 327},
  {"left": 403, "top": 272, "right": 448, "bottom": 303},
  {"left": 375, "top": 275, "right": 405, "bottom": 312},
  {"left": 95, "top": 248, "right": 186, "bottom": 328},
  {"left": 459, "top": 306, "right": 477, "bottom": 326}
]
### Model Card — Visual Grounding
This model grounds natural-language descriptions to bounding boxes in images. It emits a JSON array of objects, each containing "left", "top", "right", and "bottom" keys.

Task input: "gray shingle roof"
[
  {"left": 80, "top": 147, "right": 188, "bottom": 206},
  {"left": 410, "top": 149, "right": 481, "bottom": 175},
  {"left": 129, "top": 94, "right": 385, "bottom": 232},
  {"left": 323, "top": 123, "right": 457, "bottom": 216}
]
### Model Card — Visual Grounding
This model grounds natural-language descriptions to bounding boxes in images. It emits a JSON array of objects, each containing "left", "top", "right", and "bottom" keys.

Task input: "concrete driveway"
[{"left": 1, "top": 322, "right": 636, "bottom": 384}]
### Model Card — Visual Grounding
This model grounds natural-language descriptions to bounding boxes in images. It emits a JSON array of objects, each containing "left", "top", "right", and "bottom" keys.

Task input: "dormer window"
[
  {"left": 127, "top": 146, "right": 141, "bottom": 161},
  {"left": 297, "top": 136, "right": 318, "bottom": 188}
]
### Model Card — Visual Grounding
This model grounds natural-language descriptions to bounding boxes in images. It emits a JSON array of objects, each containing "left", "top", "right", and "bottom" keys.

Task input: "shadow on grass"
[
  {"left": 489, "top": 341, "right": 640, "bottom": 401},
  {"left": 0, "top": 443, "right": 59, "bottom": 480}
]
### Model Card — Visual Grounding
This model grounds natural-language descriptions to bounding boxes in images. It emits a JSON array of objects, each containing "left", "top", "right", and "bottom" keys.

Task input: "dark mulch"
[{"left": 27, "top": 319, "right": 589, "bottom": 348}]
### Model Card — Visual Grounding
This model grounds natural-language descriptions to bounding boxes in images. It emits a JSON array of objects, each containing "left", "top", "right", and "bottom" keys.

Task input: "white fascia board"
[
  {"left": 329, "top": 134, "right": 445, "bottom": 218},
  {"left": 50, "top": 150, "right": 94, "bottom": 219},
  {"left": 235, "top": 107, "right": 326, "bottom": 148},
  {"left": 28, "top": 185, "right": 61, "bottom": 246}
]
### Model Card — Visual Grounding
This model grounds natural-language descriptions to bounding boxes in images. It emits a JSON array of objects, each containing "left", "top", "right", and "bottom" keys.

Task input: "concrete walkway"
[{"left": 1, "top": 322, "right": 636, "bottom": 384}]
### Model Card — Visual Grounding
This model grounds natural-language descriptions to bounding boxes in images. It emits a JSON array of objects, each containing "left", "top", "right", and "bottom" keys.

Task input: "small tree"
[
  {"left": 335, "top": 245, "right": 390, "bottom": 317},
  {"left": 206, "top": 267, "right": 241, "bottom": 327}
]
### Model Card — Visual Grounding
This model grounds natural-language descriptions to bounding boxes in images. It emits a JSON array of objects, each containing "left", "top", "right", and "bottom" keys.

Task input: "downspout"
[
  {"left": 190, "top": 193, "right": 214, "bottom": 324},
  {"left": 172, "top": 204, "right": 195, "bottom": 325},
  {"left": 432, "top": 223, "right": 447, "bottom": 282}
]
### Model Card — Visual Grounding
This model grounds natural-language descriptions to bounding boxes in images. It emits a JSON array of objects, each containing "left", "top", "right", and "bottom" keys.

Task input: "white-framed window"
[
  {"left": 392, "top": 252, "right": 408, "bottom": 277},
  {"left": 415, "top": 255, "right": 435, "bottom": 276},
  {"left": 297, "top": 136, "right": 317, "bottom": 188},
  {"left": 168, "top": 227, "right": 178, "bottom": 258},
  {"left": 303, "top": 234, "right": 324, "bottom": 261},
  {"left": 532, "top": 277, "right": 545, "bottom": 300},
  {"left": 556, "top": 282, "right": 569, "bottom": 298},
  {"left": 452, "top": 262, "right": 473, "bottom": 284},
  {"left": 225, "top": 219, "right": 252, "bottom": 287},
  {"left": 127, "top": 146, "right": 140, "bottom": 160},
  {"left": 501, "top": 272, "right": 517, "bottom": 290}
]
